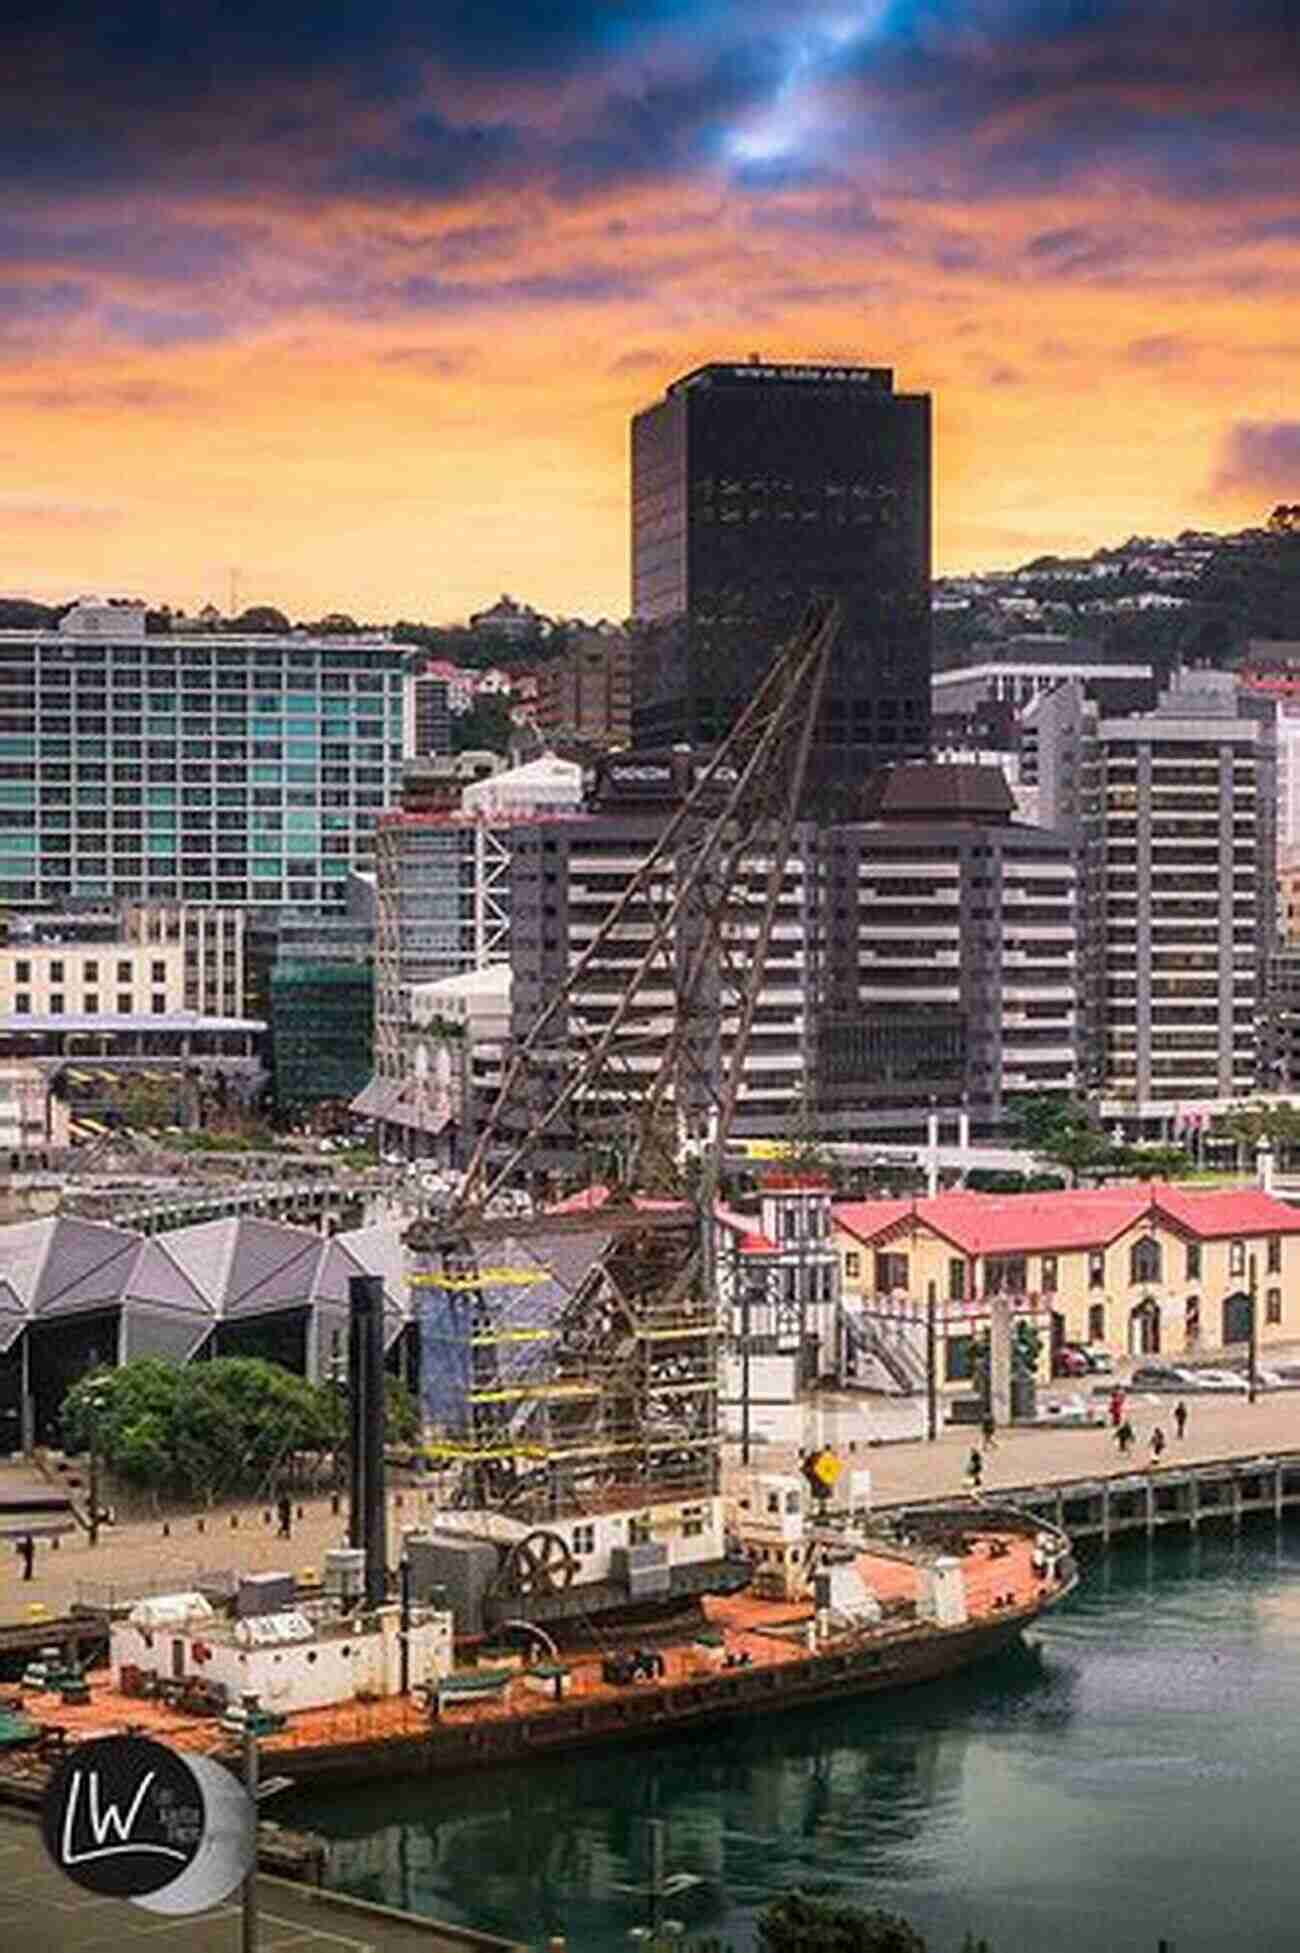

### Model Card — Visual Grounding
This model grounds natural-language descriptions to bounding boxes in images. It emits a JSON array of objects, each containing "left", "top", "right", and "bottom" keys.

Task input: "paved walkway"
[
  {"left": 0, "top": 1482, "right": 442, "bottom": 1631},
  {"left": 860, "top": 1386, "right": 1300, "bottom": 1505},
  {"left": 0, "top": 1812, "right": 517, "bottom": 1952},
  {"left": 4, "top": 1389, "right": 1300, "bottom": 1627}
]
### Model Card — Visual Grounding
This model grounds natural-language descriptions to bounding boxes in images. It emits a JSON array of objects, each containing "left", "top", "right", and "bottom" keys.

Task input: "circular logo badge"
[{"left": 42, "top": 1734, "right": 255, "bottom": 1912}]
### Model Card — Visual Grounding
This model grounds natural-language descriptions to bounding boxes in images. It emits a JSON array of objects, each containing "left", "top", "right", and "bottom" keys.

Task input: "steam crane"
[{"left": 406, "top": 601, "right": 840, "bottom": 1627}]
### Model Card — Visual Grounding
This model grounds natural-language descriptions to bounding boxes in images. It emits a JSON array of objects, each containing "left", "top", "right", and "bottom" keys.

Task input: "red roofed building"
[{"left": 834, "top": 1182, "right": 1300, "bottom": 1378}]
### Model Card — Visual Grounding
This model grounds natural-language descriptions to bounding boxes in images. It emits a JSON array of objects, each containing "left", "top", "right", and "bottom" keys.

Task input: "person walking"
[
  {"left": 276, "top": 1491, "right": 293, "bottom": 1540},
  {"left": 1174, "top": 1399, "right": 1188, "bottom": 1441},
  {"left": 1109, "top": 1387, "right": 1124, "bottom": 1430},
  {"left": 1116, "top": 1419, "right": 1135, "bottom": 1457},
  {"left": 967, "top": 1447, "right": 983, "bottom": 1492},
  {"left": 16, "top": 1535, "right": 34, "bottom": 1582},
  {"left": 981, "top": 1411, "right": 998, "bottom": 1451},
  {"left": 1150, "top": 1425, "right": 1166, "bottom": 1465}
]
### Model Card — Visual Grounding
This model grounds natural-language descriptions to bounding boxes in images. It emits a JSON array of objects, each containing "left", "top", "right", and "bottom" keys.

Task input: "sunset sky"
[{"left": 3, "top": 1, "right": 1297, "bottom": 622}]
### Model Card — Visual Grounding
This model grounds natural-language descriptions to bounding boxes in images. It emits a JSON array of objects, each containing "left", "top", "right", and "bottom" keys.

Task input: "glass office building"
[
  {"left": 630, "top": 361, "right": 932, "bottom": 803},
  {"left": 0, "top": 602, "right": 408, "bottom": 911}
]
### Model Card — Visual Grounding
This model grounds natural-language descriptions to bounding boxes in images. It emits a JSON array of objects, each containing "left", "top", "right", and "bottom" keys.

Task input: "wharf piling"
[{"left": 885, "top": 1451, "right": 1300, "bottom": 1546}]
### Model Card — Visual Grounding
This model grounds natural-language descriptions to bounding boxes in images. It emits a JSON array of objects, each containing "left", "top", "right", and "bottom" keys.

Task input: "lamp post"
[
  {"left": 1248, "top": 1251, "right": 1259, "bottom": 1406},
  {"left": 242, "top": 1690, "right": 260, "bottom": 1953},
  {"left": 86, "top": 1386, "right": 108, "bottom": 1549}
]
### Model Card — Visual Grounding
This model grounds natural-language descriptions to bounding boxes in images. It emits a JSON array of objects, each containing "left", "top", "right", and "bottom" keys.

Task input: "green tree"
[
  {"left": 315, "top": 1371, "right": 422, "bottom": 1452},
  {"left": 452, "top": 693, "right": 515, "bottom": 755},
  {"left": 1210, "top": 1100, "right": 1300, "bottom": 1172},
  {"left": 61, "top": 1356, "right": 332, "bottom": 1502},
  {"left": 758, "top": 1894, "right": 928, "bottom": 1953},
  {"left": 232, "top": 605, "right": 291, "bottom": 633}
]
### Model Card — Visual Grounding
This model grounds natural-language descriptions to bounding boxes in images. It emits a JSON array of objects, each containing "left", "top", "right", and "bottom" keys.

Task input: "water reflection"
[{"left": 292, "top": 1640, "right": 1073, "bottom": 1945}]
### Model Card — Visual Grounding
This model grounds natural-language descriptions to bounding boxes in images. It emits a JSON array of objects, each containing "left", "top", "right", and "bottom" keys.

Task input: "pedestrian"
[
  {"left": 1109, "top": 1387, "right": 1125, "bottom": 1429},
  {"left": 981, "top": 1411, "right": 998, "bottom": 1451},
  {"left": 967, "top": 1446, "right": 983, "bottom": 1491},
  {"left": 1174, "top": 1400, "right": 1188, "bottom": 1441},
  {"left": 16, "top": 1535, "right": 34, "bottom": 1582},
  {"left": 276, "top": 1492, "right": 292, "bottom": 1540},
  {"left": 1150, "top": 1425, "right": 1166, "bottom": 1464},
  {"left": 1116, "top": 1419, "right": 1135, "bottom": 1456}
]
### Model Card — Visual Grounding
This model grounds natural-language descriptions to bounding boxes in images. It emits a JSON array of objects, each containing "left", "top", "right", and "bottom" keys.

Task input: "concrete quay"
[{"left": 0, "top": 1389, "right": 1296, "bottom": 1638}]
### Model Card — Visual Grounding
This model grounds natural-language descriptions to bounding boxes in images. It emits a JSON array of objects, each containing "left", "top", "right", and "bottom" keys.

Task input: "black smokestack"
[{"left": 347, "top": 1274, "right": 387, "bottom": 1610}]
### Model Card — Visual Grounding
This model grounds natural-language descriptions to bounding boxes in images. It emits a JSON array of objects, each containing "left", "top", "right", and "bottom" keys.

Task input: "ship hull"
[{"left": 245, "top": 1574, "right": 1074, "bottom": 1788}]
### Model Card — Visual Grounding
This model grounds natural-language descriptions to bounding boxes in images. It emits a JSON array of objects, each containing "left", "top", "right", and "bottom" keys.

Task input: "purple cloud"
[{"left": 1212, "top": 421, "right": 1300, "bottom": 496}]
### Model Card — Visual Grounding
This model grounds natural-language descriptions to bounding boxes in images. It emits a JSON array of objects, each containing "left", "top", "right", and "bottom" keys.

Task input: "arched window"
[{"left": 1130, "top": 1236, "right": 1162, "bottom": 1284}]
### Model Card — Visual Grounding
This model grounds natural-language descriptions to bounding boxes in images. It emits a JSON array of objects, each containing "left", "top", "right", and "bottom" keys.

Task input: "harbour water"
[{"left": 285, "top": 1524, "right": 1300, "bottom": 1951}]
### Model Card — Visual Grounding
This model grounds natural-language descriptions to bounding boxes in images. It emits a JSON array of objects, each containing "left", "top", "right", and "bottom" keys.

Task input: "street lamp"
[{"left": 85, "top": 1386, "right": 108, "bottom": 1549}]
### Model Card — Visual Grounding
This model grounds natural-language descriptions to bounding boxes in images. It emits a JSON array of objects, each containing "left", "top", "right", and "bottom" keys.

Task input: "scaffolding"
[{"left": 411, "top": 600, "right": 840, "bottom": 1521}]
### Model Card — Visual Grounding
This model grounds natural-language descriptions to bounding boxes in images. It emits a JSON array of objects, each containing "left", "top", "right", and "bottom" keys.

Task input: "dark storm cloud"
[
  {"left": 835, "top": 3, "right": 1299, "bottom": 204},
  {"left": 0, "top": 1, "right": 689, "bottom": 92},
  {"left": 1213, "top": 422, "right": 1300, "bottom": 497},
  {"left": 336, "top": 112, "right": 522, "bottom": 201}
]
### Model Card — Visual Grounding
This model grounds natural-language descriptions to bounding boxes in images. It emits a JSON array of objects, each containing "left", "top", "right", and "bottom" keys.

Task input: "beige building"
[
  {"left": 1, "top": 938, "right": 184, "bottom": 1018},
  {"left": 834, "top": 1183, "right": 1300, "bottom": 1382},
  {"left": 122, "top": 903, "right": 246, "bottom": 1018}
]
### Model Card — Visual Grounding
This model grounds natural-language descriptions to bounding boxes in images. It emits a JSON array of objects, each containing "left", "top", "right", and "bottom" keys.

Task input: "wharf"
[{"left": 883, "top": 1450, "right": 1300, "bottom": 1544}]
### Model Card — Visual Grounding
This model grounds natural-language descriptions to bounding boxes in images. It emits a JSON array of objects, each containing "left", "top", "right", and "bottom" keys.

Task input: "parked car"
[
  {"left": 1130, "top": 1362, "right": 1196, "bottom": 1390},
  {"left": 1228, "top": 1363, "right": 1285, "bottom": 1389},
  {"left": 1186, "top": 1368, "right": 1249, "bottom": 1391},
  {"left": 1052, "top": 1345, "right": 1093, "bottom": 1378},
  {"left": 1082, "top": 1347, "right": 1114, "bottom": 1374}
]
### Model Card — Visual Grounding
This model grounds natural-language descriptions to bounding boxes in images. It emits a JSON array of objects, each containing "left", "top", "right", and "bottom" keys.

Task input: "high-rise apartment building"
[
  {"left": 0, "top": 599, "right": 408, "bottom": 911},
  {"left": 1039, "top": 669, "right": 1276, "bottom": 1119},
  {"left": 507, "top": 758, "right": 1078, "bottom": 1167},
  {"left": 409, "top": 671, "right": 452, "bottom": 758},
  {"left": 629, "top": 360, "right": 932, "bottom": 799}
]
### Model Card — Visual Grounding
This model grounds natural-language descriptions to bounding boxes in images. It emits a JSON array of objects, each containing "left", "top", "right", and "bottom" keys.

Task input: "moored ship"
[{"left": 10, "top": 1495, "right": 1074, "bottom": 1790}]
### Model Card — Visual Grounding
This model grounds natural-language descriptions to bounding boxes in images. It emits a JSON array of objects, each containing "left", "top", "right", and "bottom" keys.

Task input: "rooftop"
[{"left": 833, "top": 1183, "right": 1300, "bottom": 1256}]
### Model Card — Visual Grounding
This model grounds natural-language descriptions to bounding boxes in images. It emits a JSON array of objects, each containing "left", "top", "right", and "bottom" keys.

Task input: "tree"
[
  {"left": 757, "top": 1894, "right": 928, "bottom": 1953},
  {"left": 1210, "top": 1099, "right": 1300, "bottom": 1172},
  {"left": 1005, "top": 1095, "right": 1112, "bottom": 1187},
  {"left": 61, "top": 1356, "right": 332, "bottom": 1502},
  {"left": 452, "top": 693, "right": 515, "bottom": 755},
  {"left": 232, "top": 605, "right": 292, "bottom": 634},
  {"left": 314, "top": 1371, "right": 422, "bottom": 1453}
]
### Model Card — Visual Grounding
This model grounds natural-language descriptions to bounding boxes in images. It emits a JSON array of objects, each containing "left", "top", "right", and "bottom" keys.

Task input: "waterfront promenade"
[{"left": 4, "top": 1387, "right": 1300, "bottom": 1628}]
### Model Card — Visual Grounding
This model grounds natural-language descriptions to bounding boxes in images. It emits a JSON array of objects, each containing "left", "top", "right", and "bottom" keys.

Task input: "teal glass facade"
[{"left": 0, "top": 629, "right": 408, "bottom": 909}]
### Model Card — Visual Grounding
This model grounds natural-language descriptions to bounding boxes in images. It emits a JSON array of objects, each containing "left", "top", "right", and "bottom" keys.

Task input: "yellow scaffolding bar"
[
  {"left": 467, "top": 1382, "right": 601, "bottom": 1404},
  {"left": 409, "top": 1268, "right": 545, "bottom": 1290}
]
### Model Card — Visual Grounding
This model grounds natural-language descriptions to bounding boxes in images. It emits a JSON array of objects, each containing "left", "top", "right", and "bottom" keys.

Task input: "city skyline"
[{"left": 3, "top": 1, "right": 1296, "bottom": 620}]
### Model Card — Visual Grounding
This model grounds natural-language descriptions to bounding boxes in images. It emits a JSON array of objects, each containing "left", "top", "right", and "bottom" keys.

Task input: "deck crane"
[{"left": 409, "top": 599, "right": 840, "bottom": 1569}]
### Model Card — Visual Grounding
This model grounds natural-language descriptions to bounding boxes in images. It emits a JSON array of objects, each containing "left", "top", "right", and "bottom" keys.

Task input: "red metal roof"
[{"left": 833, "top": 1183, "right": 1300, "bottom": 1256}]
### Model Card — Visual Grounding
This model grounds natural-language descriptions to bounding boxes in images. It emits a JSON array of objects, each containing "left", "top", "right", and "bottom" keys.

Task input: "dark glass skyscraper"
[{"left": 630, "top": 360, "right": 932, "bottom": 802}]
